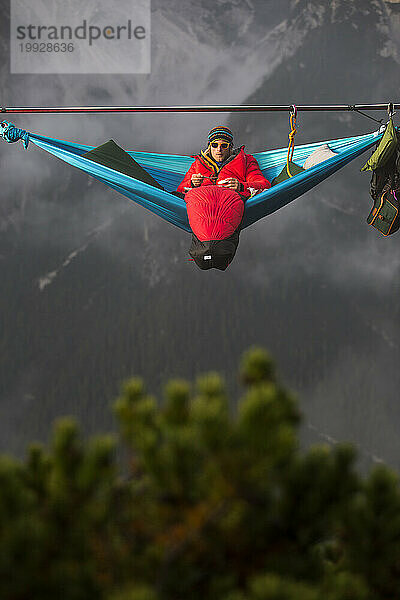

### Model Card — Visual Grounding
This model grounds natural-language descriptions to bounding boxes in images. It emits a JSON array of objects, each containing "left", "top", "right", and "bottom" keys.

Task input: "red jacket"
[{"left": 177, "top": 146, "right": 271, "bottom": 199}]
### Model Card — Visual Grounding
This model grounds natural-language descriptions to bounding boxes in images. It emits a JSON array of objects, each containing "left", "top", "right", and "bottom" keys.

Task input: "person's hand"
[
  {"left": 218, "top": 177, "right": 242, "bottom": 192},
  {"left": 191, "top": 173, "right": 205, "bottom": 187}
]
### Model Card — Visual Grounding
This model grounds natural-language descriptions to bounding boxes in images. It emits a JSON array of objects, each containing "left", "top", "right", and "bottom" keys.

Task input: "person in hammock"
[{"left": 177, "top": 126, "right": 271, "bottom": 198}]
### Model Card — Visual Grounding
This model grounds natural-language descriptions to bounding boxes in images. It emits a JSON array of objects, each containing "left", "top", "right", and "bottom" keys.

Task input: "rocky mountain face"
[{"left": 0, "top": 0, "right": 399, "bottom": 468}]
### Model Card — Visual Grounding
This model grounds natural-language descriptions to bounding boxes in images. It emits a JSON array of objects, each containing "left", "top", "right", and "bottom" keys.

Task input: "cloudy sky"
[{"left": 1, "top": 0, "right": 400, "bottom": 467}]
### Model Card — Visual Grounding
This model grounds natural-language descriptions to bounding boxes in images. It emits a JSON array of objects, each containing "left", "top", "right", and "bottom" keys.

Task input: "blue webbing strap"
[{"left": 0, "top": 121, "right": 30, "bottom": 149}]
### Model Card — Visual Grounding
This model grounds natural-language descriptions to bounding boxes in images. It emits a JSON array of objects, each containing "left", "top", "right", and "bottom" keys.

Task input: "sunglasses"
[{"left": 210, "top": 142, "right": 230, "bottom": 149}]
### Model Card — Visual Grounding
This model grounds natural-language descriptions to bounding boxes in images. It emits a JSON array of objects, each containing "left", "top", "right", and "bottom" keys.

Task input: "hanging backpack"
[
  {"left": 361, "top": 119, "right": 400, "bottom": 236},
  {"left": 367, "top": 187, "right": 400, "bottom": 236}
]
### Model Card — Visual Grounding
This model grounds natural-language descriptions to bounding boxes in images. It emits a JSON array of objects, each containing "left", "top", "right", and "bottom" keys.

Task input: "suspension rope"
[
  {"left": 286, "top": 105, "right": 297, "bottom": 178},
  {"left": 348, "top": 105, "right": 385, "bottom": 125}
]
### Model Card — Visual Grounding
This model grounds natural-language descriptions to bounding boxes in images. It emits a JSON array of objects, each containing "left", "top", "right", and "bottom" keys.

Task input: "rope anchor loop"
[{"left": 286, "top": 105, "right": 298, "bottom": 178}]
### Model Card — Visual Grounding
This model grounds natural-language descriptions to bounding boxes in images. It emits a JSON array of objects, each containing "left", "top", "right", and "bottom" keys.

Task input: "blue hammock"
[{"left": 0, "top": 122, "right": 382, "bottom": 232}]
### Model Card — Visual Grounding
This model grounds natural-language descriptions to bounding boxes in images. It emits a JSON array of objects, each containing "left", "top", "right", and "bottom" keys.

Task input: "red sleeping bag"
[
  {"left": 184, "top": 185, "right": 244, "bottom": 270},
  {"left": 185, "top": 185, "right": 244, "bottom": 241}
]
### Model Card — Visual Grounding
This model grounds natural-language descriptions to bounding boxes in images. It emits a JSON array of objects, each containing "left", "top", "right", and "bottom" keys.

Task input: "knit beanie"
[{"left": 207, "top": 126, "right": 234, "bottom": 145}]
